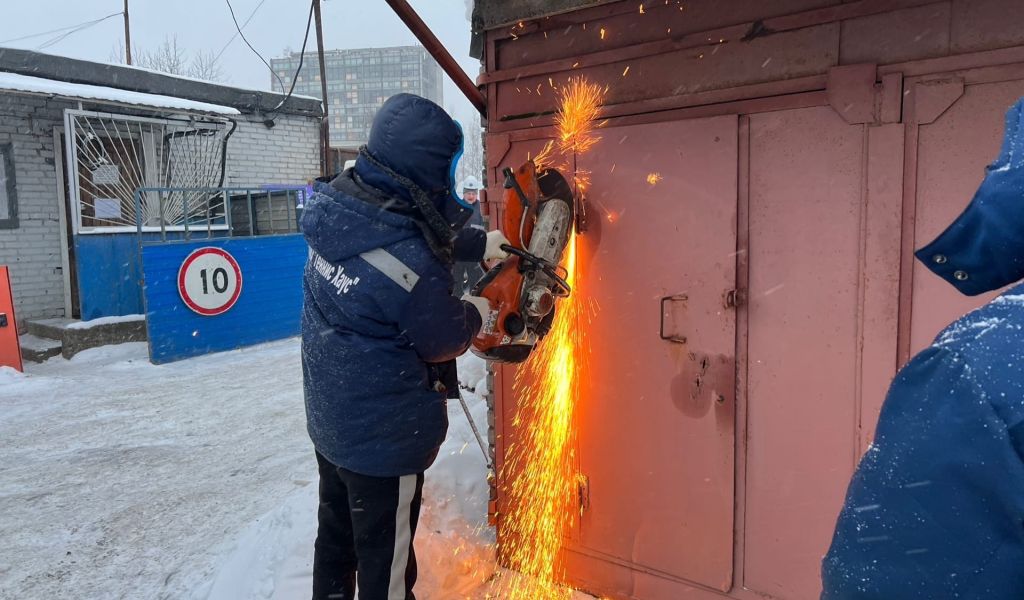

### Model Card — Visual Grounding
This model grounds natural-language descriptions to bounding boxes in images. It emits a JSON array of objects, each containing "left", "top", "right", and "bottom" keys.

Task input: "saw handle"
[{"left": 500, "top": 244, "right": 571, "bottom": 297}]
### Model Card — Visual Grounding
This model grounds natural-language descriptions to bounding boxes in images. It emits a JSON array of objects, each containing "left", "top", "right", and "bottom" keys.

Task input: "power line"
[
  {"left": 225, "top": 0, "right": 291, "bottom": 94},
  {"left": 268, "top": 0, "right": 315, "bottom": 114},
  {"left": 36, "top": 12, "right": 124, "bottom": 51},
  {"left": 224, "top": 0, "right": 315, "bottom": 114},
  {"left": 213, "top": 0, "right": 268, "bottom": 63},
  {"left": 0, "top": 11, "right": 122, "bottom": 46}
]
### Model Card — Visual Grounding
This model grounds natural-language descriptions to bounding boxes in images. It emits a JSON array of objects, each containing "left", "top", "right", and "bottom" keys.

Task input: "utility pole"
[
  {"left": 123, "top": 0, "right": 132, "bottom": 65},
  {"left": 313, "top": 0, "right": 332, "bottom": 177}
]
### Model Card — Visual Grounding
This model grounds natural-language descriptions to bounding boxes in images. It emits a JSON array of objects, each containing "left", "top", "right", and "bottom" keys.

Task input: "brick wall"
[
  {"left": 225, "top": 115, "right": 321, "bottom": 188},
  {"left": 0, "top": 93, "right": 74, "bottom": 324},
  {"left": 0, "top": 90, "right": 320, "bottom": 324}
]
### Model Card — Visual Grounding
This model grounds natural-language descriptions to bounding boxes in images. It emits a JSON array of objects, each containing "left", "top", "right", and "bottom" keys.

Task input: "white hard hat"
[{"left": 460, "top": 175, "right": 483, "bottom": 191}]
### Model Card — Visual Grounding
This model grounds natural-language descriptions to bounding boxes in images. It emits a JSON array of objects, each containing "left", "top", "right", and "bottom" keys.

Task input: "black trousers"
[{"left": 312, "top": 451, "right": 425, "bottom": 600}]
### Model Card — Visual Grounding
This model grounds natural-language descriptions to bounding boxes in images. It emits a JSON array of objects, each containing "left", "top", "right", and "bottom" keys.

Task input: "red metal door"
[
  {"left": 570, "top": 115, "right": 738, "bottom": 592},
  {"left": 744, "top": 106, "right": 868, "bottom": 600},
  {"left": 0, "top": 266, "right": 23, "bottom": 372},
  {"left": 908, "top": 71, "right": 1024, "bottom": 354}
]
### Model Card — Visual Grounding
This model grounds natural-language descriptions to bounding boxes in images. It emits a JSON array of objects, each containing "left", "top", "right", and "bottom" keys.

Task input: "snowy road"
[{"left": 0, "top": 340, "right": 500, "bottom": 599}]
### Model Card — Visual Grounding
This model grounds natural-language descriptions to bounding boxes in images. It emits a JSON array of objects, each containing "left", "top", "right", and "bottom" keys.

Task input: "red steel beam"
[{"left": 383, "top": 0, "right": 488, "bottom": 117}]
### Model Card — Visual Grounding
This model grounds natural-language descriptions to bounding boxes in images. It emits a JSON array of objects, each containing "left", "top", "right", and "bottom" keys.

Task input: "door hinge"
[
  {"left": 723, "top": 288, "right": 745, "bottom": 309},
  {"left": 577, "top": 474, "right": 590, "bottom": 515}
]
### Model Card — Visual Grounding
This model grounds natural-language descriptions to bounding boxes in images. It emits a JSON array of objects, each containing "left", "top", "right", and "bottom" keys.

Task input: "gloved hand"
[
  {"left": 462, "top": 294, "right": 492, "bottom": 324},
  {"left": 484, "top": 230, "right": 511, "bottom": 262}
]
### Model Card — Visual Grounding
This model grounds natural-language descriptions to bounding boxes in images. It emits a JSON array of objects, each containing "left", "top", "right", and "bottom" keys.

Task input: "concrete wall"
[{"left": 0, "top": 89, "right": 319, "bottom": 324}]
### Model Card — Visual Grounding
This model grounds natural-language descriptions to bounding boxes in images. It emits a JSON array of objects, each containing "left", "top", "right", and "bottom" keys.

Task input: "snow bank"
[
  {"left": 65, "top": 313, "right": 146, "bottom": 329},
  {"left": 0, "top": 365, "right": 25, "bottom": 382},
  {"left": 0, "top": 72, "right": 241, "bottom": 115}
]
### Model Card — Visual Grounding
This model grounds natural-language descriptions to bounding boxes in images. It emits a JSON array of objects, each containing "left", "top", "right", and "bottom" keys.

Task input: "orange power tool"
[{"left": 471, "top": 160, "right": 576, "bottom": 363}]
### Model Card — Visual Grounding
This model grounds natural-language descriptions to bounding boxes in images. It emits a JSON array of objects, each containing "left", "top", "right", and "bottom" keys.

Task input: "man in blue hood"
[
  {"left": 300, "top": 94, "right": 508, "bottom": 600},
  {"left": 822, "top": 99, "right": 1024, "bottom": 598}
]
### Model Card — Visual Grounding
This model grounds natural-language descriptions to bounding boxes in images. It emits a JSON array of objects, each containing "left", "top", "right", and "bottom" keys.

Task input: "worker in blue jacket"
[
  {"left": 822, "top": 98, "right": 1024, "bottom": 599},
  {"left": 300, "top": 93, "right": 507, "bottom": 600}
]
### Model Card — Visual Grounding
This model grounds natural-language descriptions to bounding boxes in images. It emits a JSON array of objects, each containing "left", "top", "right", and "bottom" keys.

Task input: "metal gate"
[{"left": 63, "top": 109, "right": 236, "bottom": 234}]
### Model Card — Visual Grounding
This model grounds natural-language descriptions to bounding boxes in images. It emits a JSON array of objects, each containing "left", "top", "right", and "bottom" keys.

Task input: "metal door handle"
[{"left": 660, "top": 294, "right": 687, "bottom": 343}]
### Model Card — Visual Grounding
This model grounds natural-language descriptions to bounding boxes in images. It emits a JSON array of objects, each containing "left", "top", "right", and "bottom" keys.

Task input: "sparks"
[
  {"left": 497, "top": 76, "right": 606, "bottom": 600},
  {"left": 554, "top": 77, "right": 605, "bottom": 161},
  {"left": 600, "top": 27, "right": 606, "bottom": 40},
  {"left": 646, "top": 172, "right": 663, "bottom": 185},
  {"left": 639, "top": 3, "right": 645, "bottom": 13},
  {"left": 622, "top": 65, "right": 631, "bottom": 77}
]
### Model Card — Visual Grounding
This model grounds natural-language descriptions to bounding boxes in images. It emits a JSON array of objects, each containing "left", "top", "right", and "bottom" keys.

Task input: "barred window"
[{"left": 0, "top": 143, "right": 16, "bottom": 229}]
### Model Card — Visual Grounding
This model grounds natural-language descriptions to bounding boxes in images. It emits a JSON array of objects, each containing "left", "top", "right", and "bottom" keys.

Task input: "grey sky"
[{"left": 0, "top": 0, "right": 479, "bottom": 122}]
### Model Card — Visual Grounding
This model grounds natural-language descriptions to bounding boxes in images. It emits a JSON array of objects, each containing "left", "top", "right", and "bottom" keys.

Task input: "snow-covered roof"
[{"left": 0, "top": 72, "right": 241, "bottom": 116}]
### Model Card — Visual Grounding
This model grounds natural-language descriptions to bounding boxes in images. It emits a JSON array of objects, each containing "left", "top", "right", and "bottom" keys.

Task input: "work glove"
[
  {"left": 462, "top": 294, "right": 492, "bottom": 324},
  {"left": 484, "top": 230, "right": 511, "bottom": 262}
]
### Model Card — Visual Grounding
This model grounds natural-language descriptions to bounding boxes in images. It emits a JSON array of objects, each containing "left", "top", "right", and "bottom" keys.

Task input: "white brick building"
[{"left": 0, "top": 48, "right": 322, "bottom": 324}]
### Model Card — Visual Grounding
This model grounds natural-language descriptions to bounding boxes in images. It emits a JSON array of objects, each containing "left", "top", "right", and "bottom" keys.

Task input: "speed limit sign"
[{"left": 177, "top": 247, "right": 243, "bottom": 316}]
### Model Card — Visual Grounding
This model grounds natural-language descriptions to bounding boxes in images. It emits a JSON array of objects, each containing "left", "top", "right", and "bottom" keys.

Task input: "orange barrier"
[{"left": 0, "top": 266, "right": 22, "bottom": 372}]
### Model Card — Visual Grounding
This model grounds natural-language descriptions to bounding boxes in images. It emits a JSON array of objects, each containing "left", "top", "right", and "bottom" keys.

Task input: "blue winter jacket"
[
  {"left": 822, "top": 99, "right": 1024, "bottom": 598},
  {"left": 301, "top": 94, "right": 483, "bottom": 477}
]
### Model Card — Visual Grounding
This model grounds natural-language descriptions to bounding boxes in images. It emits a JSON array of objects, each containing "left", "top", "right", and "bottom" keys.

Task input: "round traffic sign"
[{"left": 177, "top": 247, "right": 243, "bottom": 316}]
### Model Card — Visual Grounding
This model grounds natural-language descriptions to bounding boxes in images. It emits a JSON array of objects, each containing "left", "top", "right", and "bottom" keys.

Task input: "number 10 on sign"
[{"left": 177, "top": 247, "right": 243, "bottom": 316}]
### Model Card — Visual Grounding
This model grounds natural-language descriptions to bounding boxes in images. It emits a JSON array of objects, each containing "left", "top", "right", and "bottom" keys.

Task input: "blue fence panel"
[
  {"left": 142, "top": 234, "right": 307, "bottom": 364},
  {"left": 76, "top": 231, "right": 229, "bottom": 320},
  {"left": 76, "top": 233, "right": 145, "bottom": 319}
]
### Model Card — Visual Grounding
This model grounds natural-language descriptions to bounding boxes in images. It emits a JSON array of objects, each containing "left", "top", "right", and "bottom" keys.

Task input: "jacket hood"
[
  {"left": 301, "top": 180, "right": 419, "bottom": 262},
  {"left": 353, "top": 93, "right": 473, "bottom": 230},
  {"left": 916, "top": 98, "right": 1024, "bottom": 296}
]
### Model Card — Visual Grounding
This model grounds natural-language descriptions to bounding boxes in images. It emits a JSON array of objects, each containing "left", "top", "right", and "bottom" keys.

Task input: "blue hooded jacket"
[
  {"left": 301, "top": 94, "right": 484, "bottom": 477},
  {"left": 822, "top": 99, "right": 1024, "bottom": 598}
]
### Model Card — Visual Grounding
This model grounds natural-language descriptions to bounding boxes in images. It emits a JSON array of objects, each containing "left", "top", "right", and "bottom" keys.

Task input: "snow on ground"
[
  {"left": 0, "top": 338, "right": 517, "bottom": 599},
  {"left": 65, "top": 314, "right": 146, "bottom": 329}
]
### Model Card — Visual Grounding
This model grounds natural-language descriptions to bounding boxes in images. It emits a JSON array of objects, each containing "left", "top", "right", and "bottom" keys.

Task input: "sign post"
[{"left": 177, "top": 247, "right": 243, "bottom": 316}]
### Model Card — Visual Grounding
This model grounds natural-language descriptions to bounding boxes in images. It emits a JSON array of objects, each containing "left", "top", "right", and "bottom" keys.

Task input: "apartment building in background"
[{"left": 270, "top": 45, "right": 443, "bottom": 149}]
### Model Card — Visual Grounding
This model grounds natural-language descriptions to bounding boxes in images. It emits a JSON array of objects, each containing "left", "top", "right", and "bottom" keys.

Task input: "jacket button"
[
  {"left": 933, "top": 254, "right": 948, "bottom": 265},
  {"left": 954, "top": 270, "right": 969, "bottom": 281}
]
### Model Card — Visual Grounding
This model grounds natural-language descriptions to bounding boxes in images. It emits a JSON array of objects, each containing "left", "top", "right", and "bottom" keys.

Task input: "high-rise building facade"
[{"left": 270, "top": 46, "right": 443, "bottom": 149}]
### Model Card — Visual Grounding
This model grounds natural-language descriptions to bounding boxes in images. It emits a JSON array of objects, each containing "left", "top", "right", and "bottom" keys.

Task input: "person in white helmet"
[{"left": 452, "top": 176, "right": 487, "bottom": 293}]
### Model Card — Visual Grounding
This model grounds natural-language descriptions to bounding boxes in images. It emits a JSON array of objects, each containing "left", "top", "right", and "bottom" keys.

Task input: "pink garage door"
[
  {"left": 570, "top": 115, "right": 739, "bottom": 592},
  {"left": 909, "top": 70, "right": 1024, "bottom": 354},
  {"left": 744, "top": 105, "right": 869, "bottom": 600}
]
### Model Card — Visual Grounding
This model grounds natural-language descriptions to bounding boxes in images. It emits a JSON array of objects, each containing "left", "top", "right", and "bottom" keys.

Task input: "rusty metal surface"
[
  {"left": 839, "top": 3, "right": 952, "bottom": 65},
  {"left": 571, "top": 115, "right": 738, "bottom": 591},
  {"left": 473, "top": 0, "right": 617, "bottom": 30},
  {"left": 383, "top": 0, "right": 488, "bottom": 114},
  {"left": 480, "top": 1, "right": 1024, "bottom": 598},
  {"left": 493, "top": 24, "right": 838, "bottom": 124},
  {"left": 909, "top": 77, "right": 1024, "bottom": 353},
  {"left": 744, "top": 106, "right": 864, "bottom": 600}
]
